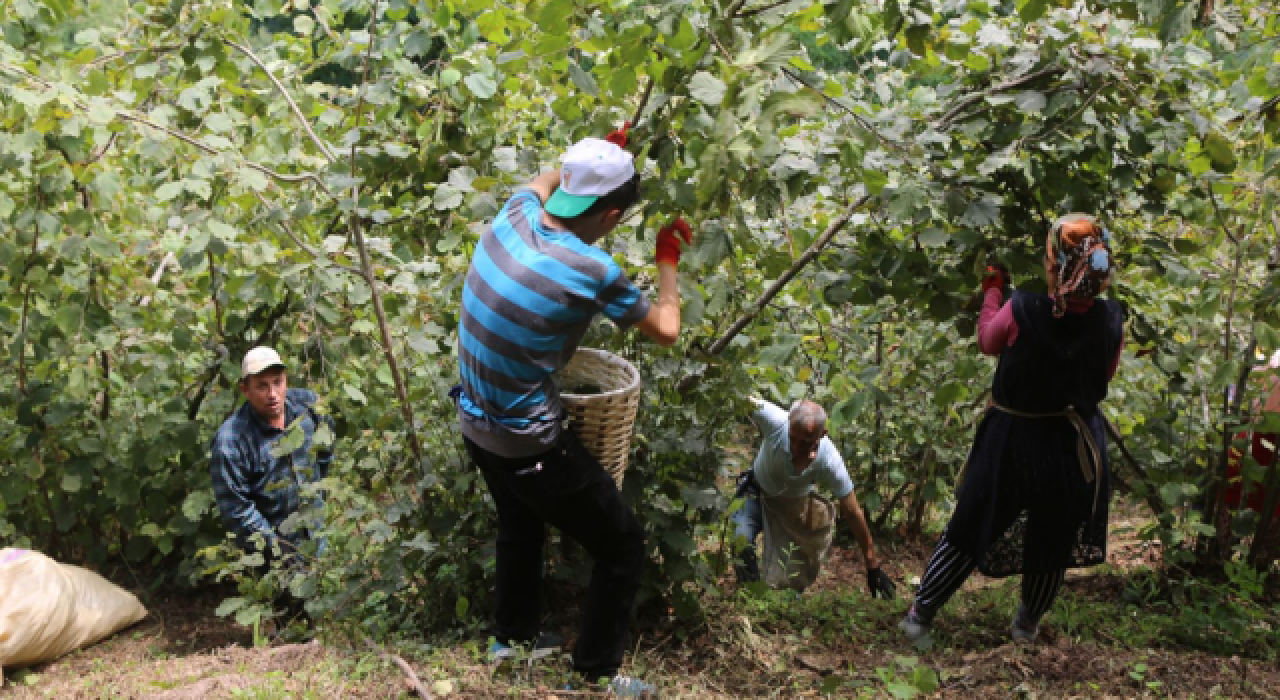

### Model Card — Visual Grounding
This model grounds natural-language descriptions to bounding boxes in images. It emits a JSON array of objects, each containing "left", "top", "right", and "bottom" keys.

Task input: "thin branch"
[
  {"left": 118, "top": 112, "right": 334, "bottom": 194},
  {"left": 631, "top": 76, "right": 655, "bottom": 128},
  {"left": 86, "top": 132, "right": 119, "bottom": 164},
  {"left": 345, "top": 0, "right": 426, "bottom": 468},
  {"left": 364, "top": 639, "right": 434, "bottom": 699},
  {"left": 734, "top": 0, "right": 792, "bottom": 17},
  {"left": 208, "top": 249, "right": 225, "bottom": 338},
  {"left": 17, "top": 212, "right": 39, "bottom": 395},
  {"left": 1103, "top": 416, "right": 1164, "bottom": 514},
  {"left": 78, "top": 44, "right": 181, "bottom": 75},
  {"left": 677, "top": 193, "right": 872, "bottom": 394},
  {"left": 937, "top": 66, "right": 1066, "bottom": 130},
  {"left": 873, "top": 479, "right": 911, "bottom": 530},
  {"left": 778, "top": 66, "right": 900, "bottom": 157},
  {"left": 705, "top": 193, "right": 870, "bottom": 356},
  {"left": 251, "top": 191, "right": 365, "bottom": 278},
  {"left": 724, "top": 0, "right": 752, "bottom": 19},
  {"left": 224, "top": 40, "right": 337, "bottom": 162},
  {"left": 138, "top": 251, "right": 176, "bottom": 307},
  {"left": 1208, "top": 186, "right": 1240, "bottom": 245},
  {"left": 0, "top": 62, "right": 331, "bottom": 193},
  {"left": 1030, "top": 81, "right": 1109, "bottom": 144}
]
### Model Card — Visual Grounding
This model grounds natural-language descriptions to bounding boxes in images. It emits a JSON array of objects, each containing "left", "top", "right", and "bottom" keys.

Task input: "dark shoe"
[
  {"left": 898, "top": 603, "right": 932, "bottom": 642},
  {"left": 1011, "top": 604, "right": 1040, "bottom": 642}
]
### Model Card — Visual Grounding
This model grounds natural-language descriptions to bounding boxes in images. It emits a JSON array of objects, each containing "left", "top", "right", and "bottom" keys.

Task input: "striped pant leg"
[
  {"left": 1020, "top": 568, "right": 1066, "bottom": 621},
  {"left": 914, "top": 534, "right": 978, "bottom": 618}
]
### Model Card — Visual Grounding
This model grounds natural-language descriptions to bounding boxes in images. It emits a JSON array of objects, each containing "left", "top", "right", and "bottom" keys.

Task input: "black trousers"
[{"left": 464, "top": 430, "right": 646, "bottom": 680}]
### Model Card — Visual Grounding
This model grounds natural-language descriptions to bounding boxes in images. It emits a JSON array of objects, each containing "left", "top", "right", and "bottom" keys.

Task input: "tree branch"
[
  {"left": 345, "top": 0, "right": 426, "bottom": 468},
  {"left": 363, "top": 638, "right": 434, "bottom": 699},
  {"left": 117, "top": 112, "right": 335, "bottom": 195},
  {"left": 77, "top": 45, "right": 181, "bottom": 75},
  {"left": 705, "top": 193, "right": 871, "bottom": 356},
  {"left": 224, "top": 40, "right": 337, "bottom": 162},
  {"left": 252, "top": 191, "right": 365, "bottom": 278},
  {"left": 937, "top": 66, "right": 1066, "bottom": 130},
  {"left": 0, "top": 61, "right": 332, "bottom": 194},
  {"left": 734, "top": 0, "right": 792, "bottom": 17},
  {"left": 1103, "top": 416, "right": 1165, "bottom": 515},
  {"left": 675, "top": 193, "right": 871, "bottom": 393},
  {"left": 631, "top": 76, "right": 655, "bottom": 128}
]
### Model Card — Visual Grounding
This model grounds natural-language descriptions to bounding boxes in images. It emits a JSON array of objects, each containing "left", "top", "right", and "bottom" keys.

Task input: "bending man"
[{"left": 733, "top": 397, "right": 895, "bottom": 598}]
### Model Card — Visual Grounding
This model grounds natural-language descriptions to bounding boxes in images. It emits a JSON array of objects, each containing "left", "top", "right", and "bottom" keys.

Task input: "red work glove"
[
  {"left": 655, "top": 217, "right": 693, "bottom": 267},
  {"left": 981, "top": 263, "right": 1010, "bottom": 294},
  {"left": 604, "top": 121, "right": 630, "bottom": 148}
]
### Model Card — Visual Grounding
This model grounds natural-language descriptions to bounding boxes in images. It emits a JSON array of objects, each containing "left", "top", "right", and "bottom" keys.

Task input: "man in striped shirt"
[{"left": 456, "top": 134, "right": 689, "bottom": 696}]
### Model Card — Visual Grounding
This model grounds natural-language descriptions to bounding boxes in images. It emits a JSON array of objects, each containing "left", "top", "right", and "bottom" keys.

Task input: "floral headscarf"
[{"left": 1045, "top": 213, "right": 1115, "bottom": 317}]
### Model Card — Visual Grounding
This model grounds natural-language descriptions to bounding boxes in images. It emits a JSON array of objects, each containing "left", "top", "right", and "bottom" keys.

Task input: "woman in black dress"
[{"left": 901, "top": 214, "right": 1125, "bottom": 642}]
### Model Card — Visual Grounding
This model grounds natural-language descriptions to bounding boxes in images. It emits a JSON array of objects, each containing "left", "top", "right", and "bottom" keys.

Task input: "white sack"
[{"left": 0, "top": 548, "right": 148, "bottom": 672}]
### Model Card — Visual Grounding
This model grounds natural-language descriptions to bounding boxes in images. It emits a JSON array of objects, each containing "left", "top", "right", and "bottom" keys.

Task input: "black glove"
[{"left": 867, "top": 567, "right": 897, "bottom": 599}]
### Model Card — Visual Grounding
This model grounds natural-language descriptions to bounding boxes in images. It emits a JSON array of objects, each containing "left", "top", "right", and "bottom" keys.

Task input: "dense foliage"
[{"left": 0, "top": 0, "right": 1276, "bottom": 634}]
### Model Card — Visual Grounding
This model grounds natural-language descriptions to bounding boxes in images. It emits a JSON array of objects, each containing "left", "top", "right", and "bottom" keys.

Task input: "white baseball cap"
[
  {"left": 242, "top": 346, "right": 286, "bottom": 377},
  {"left": 544, "top": 138, "right": 636, "bottom": 218}
]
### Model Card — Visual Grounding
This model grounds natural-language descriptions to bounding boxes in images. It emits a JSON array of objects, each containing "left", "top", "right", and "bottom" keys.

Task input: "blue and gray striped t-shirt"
[{"left": 457, "top": 189, "right": 651, "bottom": 457}]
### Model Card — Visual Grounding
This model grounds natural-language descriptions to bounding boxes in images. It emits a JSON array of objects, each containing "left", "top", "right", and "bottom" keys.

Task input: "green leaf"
[
  {"left": 918, "top": 229, "right": 949, "bottom": 247},
  {"left": 155, "top": 181, "right": 185, "bottom": 202},
  {"left": 568, "top": 62, "right": 598, "bottom": 96},
  {"left": 863, "top": 170, "right": 889, "bottom": 195},
  {"left": 1018, "top": 0, "right": 1048, "bottom": 21},
  {"left": 236, "top": 167, "right": 269, "bottom": 192},
  {"left": 669, "top": 17, "right": 697, "bottom": 51},
  {"left": 1254, "top": 322, "right": 1280, "bottom": 355},
  {"left": 205, "top": 112, "right": 234, "bottom": 133},
  {"left": 434, "top": 183, "right": 464, "bottom": 210},
  {"left": 293, "top": 14, "right": 315, "bottom": 35},
  {"left": 960, "top": 196, "right": 1001, "bottom": 228},
  {"left": 343, "top": 384, "right": 367, "bottom": 404},
  {"left": 1014, "top": 91, "right": 1046, "bottom": 114},
  {"left": 688, "top": 72, "right": 727, "bottom": 105},
  {"left": 935, "top": 381, "right": 967, "bottom": 406},
  {"left": 455, "top": 595, "right": 469, "bottom": 619},
  {"left": 759, "top": 334, "right": 801, "bottom": 365},
  {"left": 905, "top": 25, "right": 930, "bottom": 56},
  {"left": 61, "top": 473, "right": 83, "bottom": 493},
  {"left": 53, "top": 306, "right": 80, "bottom": 336},
  {"left": 182, "top": 491, "right": 214, "bottom": 521},
  {"left": 439, "top": 68, "right": 461, "bottom": 87},
  {"left": 1202, "top": 132, "right": 1236, "bottom": 173},
  {"left": 464, "top": 73, "right": 498, "bottom": 100}
]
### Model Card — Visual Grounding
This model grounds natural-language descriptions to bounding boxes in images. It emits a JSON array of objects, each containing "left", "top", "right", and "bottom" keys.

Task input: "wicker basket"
[{"left": 556, "top": 348, "right": 642, "bottom": 487}]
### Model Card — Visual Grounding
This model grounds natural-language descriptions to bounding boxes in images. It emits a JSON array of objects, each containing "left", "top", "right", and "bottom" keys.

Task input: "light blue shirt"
[{"left": 749, "top": 399, "right": 854, "bottom": 500}]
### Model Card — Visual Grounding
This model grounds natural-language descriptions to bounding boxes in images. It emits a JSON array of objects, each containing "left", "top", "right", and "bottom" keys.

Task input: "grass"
[{"left": 6, "top": 538, "right": 1279, "bottom": 698}]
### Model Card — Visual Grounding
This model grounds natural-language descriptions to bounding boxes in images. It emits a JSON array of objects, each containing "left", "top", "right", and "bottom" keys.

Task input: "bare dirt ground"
[{"left": 5, "top": 498, "right": 1278, "bottom": 699}]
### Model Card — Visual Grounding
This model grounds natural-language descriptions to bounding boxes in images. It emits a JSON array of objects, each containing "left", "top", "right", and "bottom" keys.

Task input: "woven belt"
[{"left": 991, "top": 401, "right": 1103, "bottom": 517}]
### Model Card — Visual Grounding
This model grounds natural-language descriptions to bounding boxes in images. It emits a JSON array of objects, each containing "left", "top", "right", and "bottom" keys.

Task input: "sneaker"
[
  {"left": 606, "top": 674, "right": 657, "bottom": 698},
  {"left": 1011, "top": 605, "right": 1039, "bottom": 642},
  {"left": 898, "top": 604, "right": 932, "bottom": 642}
]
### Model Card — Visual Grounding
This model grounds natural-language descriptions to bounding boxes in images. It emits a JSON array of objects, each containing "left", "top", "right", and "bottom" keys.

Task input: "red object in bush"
[
  {"left": 604, "top": 121, "right": 630, "bottom": 148},
  {"left": 1224, "top": 430, "right": 1280, "bottom": 517}
]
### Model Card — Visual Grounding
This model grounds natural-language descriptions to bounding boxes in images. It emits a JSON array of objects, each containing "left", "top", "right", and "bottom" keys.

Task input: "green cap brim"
[{"left": 545, "top": 188, "right": 598, "bottom": 218}]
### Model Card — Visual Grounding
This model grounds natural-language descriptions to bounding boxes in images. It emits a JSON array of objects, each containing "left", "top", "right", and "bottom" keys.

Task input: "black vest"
[{"left": 991, "top": 292, "right": 1125, "bottom": 416}]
